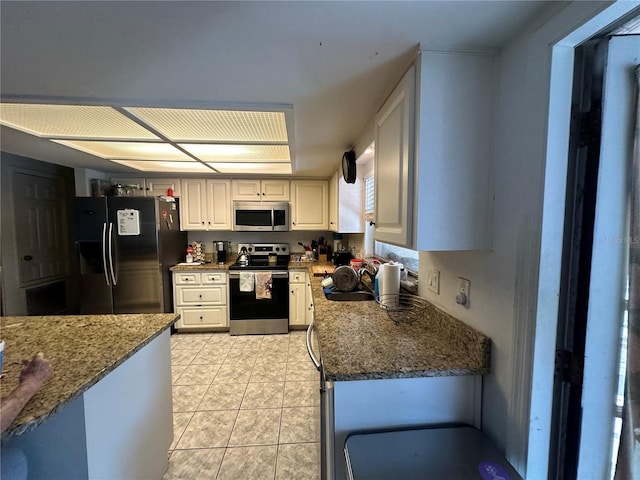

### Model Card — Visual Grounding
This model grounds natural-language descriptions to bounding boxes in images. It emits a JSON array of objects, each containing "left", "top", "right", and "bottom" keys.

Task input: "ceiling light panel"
[
  {"left": 112, "top": 160, "right": 213, "bottom": 173},
  {"left": 179, "top": 144, "right": 290, "bottom": 162},
  {"left": 0, "top": 104, "right": 158, "bottom": 139},
  {"left": 52, "top": 140, "right": 193, "bottom": 161},
  {"left": 207, "top": 162, "right": 292, "bottom": 175},
  {"left": 128, "top": 108, "right": 288, "bottom": 142}
]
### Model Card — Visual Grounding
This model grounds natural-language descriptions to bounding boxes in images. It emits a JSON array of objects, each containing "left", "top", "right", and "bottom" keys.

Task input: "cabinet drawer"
[
  {"left": 174, "top": 272, "right": 201, "bottom": 285},
  {"left": 178, "top": 307, "right": 228, "bottom": 328},
  {"left": 202, "top": 272, "right": 227, "bottom": 284},
  {"left": 289, "top": 271, "right": 306, "bottom": 283},
  {"left": 176, "top": 285, "right": 227, "bottom": 305}
]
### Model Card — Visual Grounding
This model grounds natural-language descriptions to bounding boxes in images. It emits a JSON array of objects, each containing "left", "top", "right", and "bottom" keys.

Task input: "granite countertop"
[
  {"left": 310, "top": 276, "right": 491, "bottom": 382},
  {"left": 170, "top": 256, "right": 237, "bottom": 271},
  {"left": 0, "top": 313, "right": 178, "bottom": 439}
]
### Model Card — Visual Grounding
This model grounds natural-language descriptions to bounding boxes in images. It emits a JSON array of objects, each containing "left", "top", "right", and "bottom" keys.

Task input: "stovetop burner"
[{"left": 228, "top": 243, "right": 290, "bottom": 271}]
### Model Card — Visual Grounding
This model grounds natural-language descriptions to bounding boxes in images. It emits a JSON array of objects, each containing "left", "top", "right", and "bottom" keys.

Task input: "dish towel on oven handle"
[
  {"left": 239, "top": 272, "right": 254, "bottom": 292},
  {"left": 255, "top": 272, "right": 273, "bottom": 300}
]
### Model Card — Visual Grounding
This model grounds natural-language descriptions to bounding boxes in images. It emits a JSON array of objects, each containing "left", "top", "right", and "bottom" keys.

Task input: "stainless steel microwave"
[{"left": 233, "top": 201, "right": 290, "bottom": 232}]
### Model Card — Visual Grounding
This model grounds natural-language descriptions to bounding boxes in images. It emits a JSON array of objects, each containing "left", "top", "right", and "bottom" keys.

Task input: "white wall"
[{"left": 418, "top": 1, "right": 634, "bottom": 476}]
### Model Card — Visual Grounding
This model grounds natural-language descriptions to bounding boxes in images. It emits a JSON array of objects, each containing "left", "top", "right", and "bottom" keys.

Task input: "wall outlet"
[
  {"left": 456, "top": 277, "right": 471, "bottom": 307},
  {"left": 427, "top": 268, "right": 440, "bottom": 294}
]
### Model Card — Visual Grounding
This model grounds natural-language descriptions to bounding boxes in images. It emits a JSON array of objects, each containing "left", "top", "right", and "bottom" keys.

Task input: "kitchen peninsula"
[
  {"left": 306, "top": 274, "right": 491, "bottom": 479},
  {"left": 0, "top": 313, "right": 178, "bottom": 479}
]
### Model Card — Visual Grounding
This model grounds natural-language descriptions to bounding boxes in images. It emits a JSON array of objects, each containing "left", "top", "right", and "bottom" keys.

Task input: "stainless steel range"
[{"left": 228, "top": 243, "right": 290, "bottom": 335}]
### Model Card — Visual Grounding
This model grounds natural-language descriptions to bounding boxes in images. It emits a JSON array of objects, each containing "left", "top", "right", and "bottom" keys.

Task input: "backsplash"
[{"left": 186, "top": 230, "right": 333, "bottom": 255}]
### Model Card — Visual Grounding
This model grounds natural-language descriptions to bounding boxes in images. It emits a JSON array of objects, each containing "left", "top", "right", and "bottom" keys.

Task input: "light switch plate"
[{"left": 427, "top": 268, "right": 440, "bottom": 294}]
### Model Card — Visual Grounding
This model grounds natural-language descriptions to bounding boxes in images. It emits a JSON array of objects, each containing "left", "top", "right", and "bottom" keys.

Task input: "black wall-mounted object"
[{"left": 342, "top": 150, "right": 357, "bottom": 184}]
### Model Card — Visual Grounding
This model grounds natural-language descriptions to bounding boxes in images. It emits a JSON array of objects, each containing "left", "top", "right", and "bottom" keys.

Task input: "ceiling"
[{"left": 0, "top": 1, "right": 556, "bottom": 178}]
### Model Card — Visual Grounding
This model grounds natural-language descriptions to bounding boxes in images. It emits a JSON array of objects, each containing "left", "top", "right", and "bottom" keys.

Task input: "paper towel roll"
[{"left": 380, "top": 262, "right": 401, "bottom": 307}]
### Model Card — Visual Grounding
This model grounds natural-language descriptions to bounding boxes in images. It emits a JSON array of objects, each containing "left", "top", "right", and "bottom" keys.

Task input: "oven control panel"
[{"left": 237, "top": 243, "right": 289, "bottom": 256}]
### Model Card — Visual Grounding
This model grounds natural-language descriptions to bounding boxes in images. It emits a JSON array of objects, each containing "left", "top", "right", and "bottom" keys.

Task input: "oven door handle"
[{"left": 306, "top": 321, "right": 321, "bottom": 371}]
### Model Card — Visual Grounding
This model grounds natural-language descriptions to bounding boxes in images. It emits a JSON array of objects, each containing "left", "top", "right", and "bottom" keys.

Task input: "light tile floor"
[{"left": 164, "top": 331, "right": 321, "bottom": 480}]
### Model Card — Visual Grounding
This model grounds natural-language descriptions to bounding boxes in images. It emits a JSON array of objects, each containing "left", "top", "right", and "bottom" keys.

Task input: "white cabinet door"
[
  {"left": 146, "top": 178, "right": 180, "bottom": 197},
  {"left": 261, "top": 180, "right": 290, "bottom": 201},
  {"left": 178, "top": 307, "right": 229, "bottom": 328},
  {"left": 329, "top": 171, "right": 339, "bottom": 231},
  {"left": 206, "top": 179, "right": 232, "bottom": 230},
  {"left": 374, "top": 66, "right": 415, "bottom": 247},
  {"left": 180, "top": 179, "right": 208, "bottom": 230},
  {"left": 180, "top": 179, "right": 231, "bottom": 230},
  {"left": 110, "top": 177, "right": 146, "bottom": 196},
  {"left": 290, "top": 180, "right": 328, "bottom": 230},
  {"left": 305, "top": 278, "right": 314, "bottom": 326},
  {"left": 289, "top": 282, "right": 307, "bottom": 326},
  {"left": 329, "top": 170, "right": 363, "bottom": 233},
  {"left": 231, "top": 180, "right": 261, "bottom": 201},
  {"left": 232, "top": 179, "right": 289, "bottom": 201}
]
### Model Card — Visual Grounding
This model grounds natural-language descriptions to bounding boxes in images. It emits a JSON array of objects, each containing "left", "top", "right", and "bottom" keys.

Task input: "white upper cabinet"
[
  {"left": 374, "top": 66, "right": 415, "bottom": 247},
  {"left": 180, "top": 179, "right": 231, "bottom": 231},
  {"left": 110, "top": 177, "right": 146, "bottom": 196},
  {"left": 231, "top": 179, "right": 289, "bottom": 201},
  {"left": 145, "top": 178, "right": 180, "bottom": 197},
  {"left": 110, "top": 177, "right": 181, "bottom": 197},
  {"left": 290, "top": 180, "right": 328, "bottom": 230},
  {"left": 329, "top": 170, "right": 363, "bottom": 233},
  {"left": 374, "top": 50, "right": 494, "bottom": 250}
]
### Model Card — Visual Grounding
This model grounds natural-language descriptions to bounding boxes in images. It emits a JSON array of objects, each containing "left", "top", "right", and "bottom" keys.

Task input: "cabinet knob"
[
  {"left": 199, "top": 294, "right": 202, "bottom": 298},
  {"left": 369, "top": 221, "right": 376, "bottom": 226},
  {"left": 262, "top": 192, "right": 265, "bottom": 196},
  {"left": 201, "top": 221, "right": 205, "bottom": 225},
  {"left": 23, "top": 255, "right": 33, "bottom": 261},
  {"left": 199, "top": 316, "right": 203, "bottom": 320}
]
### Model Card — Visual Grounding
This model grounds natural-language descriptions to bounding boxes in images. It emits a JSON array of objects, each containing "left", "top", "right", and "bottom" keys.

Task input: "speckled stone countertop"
[
  {"left": 169, "top": 257, "right": 237, "bottom": 271},
  {"left": 309, "top": 275, "right": 491, "bottom": 382},
  {"left": 0, "top": 313, "right": 178, "bottom": 439}
]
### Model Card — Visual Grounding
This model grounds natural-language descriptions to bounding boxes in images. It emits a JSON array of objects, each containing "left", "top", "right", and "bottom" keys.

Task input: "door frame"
[{"left": 530, "top": 3, "right": 640, "bottom": 478}]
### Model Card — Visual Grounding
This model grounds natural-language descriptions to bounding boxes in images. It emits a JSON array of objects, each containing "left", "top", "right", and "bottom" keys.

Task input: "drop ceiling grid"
[
  {"left": 0, "top": 104, "right": 159, "bottom": 140},
  {"left": 128, "top": 107, "right": 288, "bottom": 142},
  {"left": 179, "top": 144, "right": 290, "bottom": 162},
  {"left": 52, "top": 140, "right": 194, "bottom": 161}
]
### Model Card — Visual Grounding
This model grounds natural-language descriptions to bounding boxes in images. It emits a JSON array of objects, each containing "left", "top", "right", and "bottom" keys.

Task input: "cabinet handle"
[
  {"left": 23, "top": 255, "right": 33, "bottom": 261},
  {"left": 369, "top": 221, "right": 376, "bottom": 226}
]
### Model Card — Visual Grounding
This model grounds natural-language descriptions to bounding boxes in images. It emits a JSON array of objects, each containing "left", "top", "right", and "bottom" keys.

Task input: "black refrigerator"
[{"left": 73, "top": 196, "right": 187, "bottom": 314}]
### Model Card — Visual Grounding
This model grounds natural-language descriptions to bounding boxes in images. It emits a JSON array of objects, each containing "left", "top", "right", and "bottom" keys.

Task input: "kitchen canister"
[
  {"left": 379, "top": 261, "right": 402, "bottom": 307},
  {"left": 191, "top": 241, "right": 205, "bottom": 262}
]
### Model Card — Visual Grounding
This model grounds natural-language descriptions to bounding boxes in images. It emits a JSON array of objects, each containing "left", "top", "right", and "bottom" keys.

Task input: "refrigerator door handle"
[
  {"left": 108, "top": 222, "right": 117, "bottom": 285},
  {"left": 102, "top": 222, "right": 111, "bottom": 286}
]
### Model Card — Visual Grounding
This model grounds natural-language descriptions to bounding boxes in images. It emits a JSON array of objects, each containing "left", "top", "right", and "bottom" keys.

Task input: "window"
[
  {"left": 364, "top": 176, "right": 375, "bottom": 215},
  {"left": 374, "top": 241, "right": 419, "bottom": 273}
]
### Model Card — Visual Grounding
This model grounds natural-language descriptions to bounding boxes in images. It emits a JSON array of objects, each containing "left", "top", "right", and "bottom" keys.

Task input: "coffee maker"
[{"left": 215, "top": 241, "right": 227, "bottom": 265}]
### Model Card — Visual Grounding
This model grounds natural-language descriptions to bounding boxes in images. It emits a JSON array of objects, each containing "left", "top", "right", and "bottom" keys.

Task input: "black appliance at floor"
[
  {"left": 228, "top": 243, "right": 290, "bottom": 335},
  {"left": 73, "top": 196, "right": 186, "bottom": 314}
]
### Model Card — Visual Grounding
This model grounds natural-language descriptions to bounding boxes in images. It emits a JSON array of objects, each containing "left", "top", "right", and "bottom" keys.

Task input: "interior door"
[{"left": 14, "top": 171, "right": 69, "bottom": 283}]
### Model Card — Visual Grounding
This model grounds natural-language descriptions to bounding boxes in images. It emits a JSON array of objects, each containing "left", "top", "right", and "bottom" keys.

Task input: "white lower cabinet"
[
  {"left": 289, "top": 270, "right": 313, "bottom": 326},
  {"left": 173, "top": 271, "right": 228, "bottom": 331}
]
